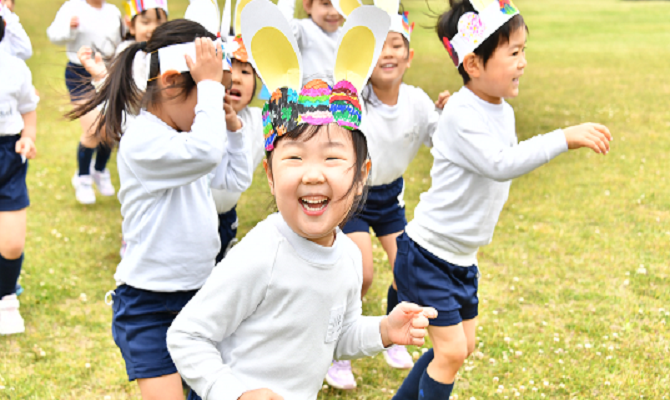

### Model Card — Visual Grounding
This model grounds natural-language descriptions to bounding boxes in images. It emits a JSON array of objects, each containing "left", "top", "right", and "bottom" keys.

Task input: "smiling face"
[
  {"left": 264, "top": 125, "right": 370, "bottom": 247},
  {"left": 303, "top": 0, "right": 343, "bottom": 33},
  {"left": 227, "top": 59, "right": 255, "bottom": 113},
  {"left": 369, "top": 32, "right": 413, "bottom": 90},
  {"left": 128, "top": 9, "right": 168, "bottom": 42},
  {"left": 465, "top": 27, "right": 527, "bottom": 104}
]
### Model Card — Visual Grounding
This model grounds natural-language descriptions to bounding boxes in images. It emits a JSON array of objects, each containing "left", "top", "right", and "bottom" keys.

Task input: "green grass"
[{"left": 2, "top": 0, "right": 669, "bottom": 398}]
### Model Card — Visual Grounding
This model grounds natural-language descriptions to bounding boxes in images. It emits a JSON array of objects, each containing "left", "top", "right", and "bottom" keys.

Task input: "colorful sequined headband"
[
  {"left": 125, "top": 0, "right": 169, "bottom": 18},
  {"left": 443, "top": 0, "right": 519, "bottom": 67},
  {"left": 242, "top": 0, "right": 390, "bottom": 151}
]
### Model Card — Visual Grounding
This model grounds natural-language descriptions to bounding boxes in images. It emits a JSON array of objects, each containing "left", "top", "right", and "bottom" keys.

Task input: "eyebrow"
[{"left": 280, "top": 140, "right": 347, "bottom": 149}]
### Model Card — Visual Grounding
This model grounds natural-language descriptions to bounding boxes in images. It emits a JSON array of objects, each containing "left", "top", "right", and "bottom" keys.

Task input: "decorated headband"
[
  {"left": 242, "top": 0, "right": 390, "bottom": 151},
  {"left": 442, "top": 0, "right": 519, "bottom": 66},
  {"left": 125, "top": 0, "right": 169, "bottom": 18},
  {"left": 330, "top": 0, "right": 363, "bottom": 19},
  {"left": 374, "top": 0, "right": 414, "bottom": 41}
]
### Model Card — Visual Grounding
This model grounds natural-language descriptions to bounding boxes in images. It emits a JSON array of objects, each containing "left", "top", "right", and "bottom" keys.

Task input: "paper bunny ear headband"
[
  {"left": 125, "top": 0, "right": 169, "bottom": 18},
  {"left": 373, "top": 0, "right": 414, "bottom": 41},
  {"left": 442, "top": 0, "right": 519, "bottom": 67},
  {"left": 241, "top": 0, "right": 390, "bottom": 152}
]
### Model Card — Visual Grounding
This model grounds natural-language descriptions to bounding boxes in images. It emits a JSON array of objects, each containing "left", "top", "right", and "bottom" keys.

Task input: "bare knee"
[
  {"left": 0, "top": 241, "right": 24, "bottom": 260},
  {"left": 435, "top": 344, "right": 469, "bottom": 369}
]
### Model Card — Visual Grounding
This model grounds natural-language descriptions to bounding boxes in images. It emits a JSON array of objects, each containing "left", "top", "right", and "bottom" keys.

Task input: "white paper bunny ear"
[
  {"left": 234, "top": 0, "right": 255, "bottom": 35},
  {"left": 241, "top": 0, "right": 303, "bottom": 92},
  {"left": 373, "top": 0, "right": 399, "bottom": 15},
  {"left": 184, "top": 0, "right": 221, "bottom": 36},
  {"left": 221, "top": 0, "right": 232, "bottom": 36},
  {"left": 330, "top": 0, "right": 362, "bottom": 18},
  {"left": 333, "top": 5, "right": 390, "bottom": 92}
]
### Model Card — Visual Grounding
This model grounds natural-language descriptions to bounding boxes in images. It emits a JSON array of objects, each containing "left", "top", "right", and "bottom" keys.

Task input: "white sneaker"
[
  {"left": 72, "top": 173, "right": 96, "bottom": 204},
  {"left": 0, "top": 295, "right": 25, "bottom": 335},
  {"left": 91, "top": 168, "right": 116, "bottom": 196}
]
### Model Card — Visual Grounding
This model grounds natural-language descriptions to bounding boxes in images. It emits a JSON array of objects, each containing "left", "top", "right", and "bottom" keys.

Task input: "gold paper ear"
[
  {"left": 331, "top": 0, "right": 362, "bottom": 18},
  {"left": 469, "top": 0, "right": 497, "bottom": 12},
  {"left": 373, "top": 0, "right": 399, "bottom": 16},
  {"left": 234, "top": 0, "right": 255, "bottom": 35},
  {"left": 250, "top": 27, "right": 301, "bottom": 91}
]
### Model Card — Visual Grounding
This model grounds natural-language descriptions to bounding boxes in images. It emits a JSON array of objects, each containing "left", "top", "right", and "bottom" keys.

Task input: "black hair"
[
  {"left": 266, "top": 124, "right": 370, "bottom": 227},
  {"left": 0, "top": 16, "right": 4, "bottom": 42},
  {"left": 124, "top": 8, "right": 168, "bottom": 41},
  {"left": 67, "top": 19, "right": 216, "bottom": 145},
  {"left": 436, "top": 0, "right": 528, "bottom": 84}
]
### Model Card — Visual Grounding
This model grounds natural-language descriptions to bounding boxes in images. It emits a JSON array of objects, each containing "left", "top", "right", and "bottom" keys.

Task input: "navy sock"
[
  {"left": 94, "top": 144, "right": 112, "bottom": 172},
  {"left": 77, "top": 143, "right": 95, "bottom": 176},
  {"left": 418, "top": 368, "right": 454, "bottom": 400},
  {"left": 387, "top": 285, "right": 399, "bottom": 315},
  {"left": 393, "top": 349, "right": 434, "bottom": 400},
  {"left": 0, "top": 253, "right": 23, "bottom": 298}
]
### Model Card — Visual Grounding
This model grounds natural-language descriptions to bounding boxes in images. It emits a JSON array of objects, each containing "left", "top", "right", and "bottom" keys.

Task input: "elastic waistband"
[
  {"left": 369, "top": 176, "right": 403, "bottom": 193},
  {"left": 0, "top": 134, "right": 20, "bottom": 144}
]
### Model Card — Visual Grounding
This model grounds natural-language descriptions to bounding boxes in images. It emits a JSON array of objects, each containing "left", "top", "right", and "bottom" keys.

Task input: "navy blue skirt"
[{"left": 0, "top": 135, "right": 29, "bottom": 212}]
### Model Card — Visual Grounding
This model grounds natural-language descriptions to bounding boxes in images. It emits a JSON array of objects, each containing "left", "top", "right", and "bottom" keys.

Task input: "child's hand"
[
  {"left": 435, "top": 90, "right": 451, "bottom": 109},
  {"left": 185, "top": 37, "right": 223, "bottom": 85},
  {"left": 224, "top": 96, "right": 242, "bottom": 132},
  {"left": 563, "top": 123, "right": 612, "bottom": 154},
  {"left": 77, "top": 46, "right": 107, "bottom": 79},
  {"left": 381, "top": 302, "right": 437, "bottom": 347},
  {"left": 15, "top": 137, "right": 36, "bottom": 160},
  {"left": 70, "top": 16, "right": 79, "bottom": 29},
  {"left": 238, "top": 389, "right": 284, "bottom": 400}
]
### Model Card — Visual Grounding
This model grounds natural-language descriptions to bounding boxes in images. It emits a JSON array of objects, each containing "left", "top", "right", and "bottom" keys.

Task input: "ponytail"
[{"left": 66, "top": 19, "right": 217, "bottom": 145}]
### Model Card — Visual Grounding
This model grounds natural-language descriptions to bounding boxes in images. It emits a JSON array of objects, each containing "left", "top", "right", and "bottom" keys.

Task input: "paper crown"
[
  {"left": 331, "top": 0, "right": 363, "bottom": 19},
  {"left": 374, "top": 0, "right": 414, "bottom": 41},
  {"left": 442, "top": 0, "right": 519, "bottom": 66},
  {"left": 242, "top": 0, "right": 390, "bottom": 151},
  {"left": 125, "top": 0, "right": 169, "bottom": 18}
]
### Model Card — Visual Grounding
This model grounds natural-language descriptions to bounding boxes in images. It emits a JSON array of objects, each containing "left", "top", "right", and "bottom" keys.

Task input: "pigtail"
[{"left": 0, "top": 16, "right": 5, "bottom": 42}]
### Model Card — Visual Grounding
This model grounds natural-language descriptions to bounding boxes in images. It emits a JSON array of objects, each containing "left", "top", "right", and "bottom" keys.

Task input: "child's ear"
[
  {"left": 302, "top": 0, "right": 313, "bottom": 15},
  {"left": 357, "top": 159, "right": 372, "bottom": 196},
  {"left": 160, "top": 71, "right": 183, "bottom": 96},
  {"left": 263, "top": 159, "right": 275, "bottom": 196},
  {"left": 462, "top": 53, "right": 481, "bottom": 79}
]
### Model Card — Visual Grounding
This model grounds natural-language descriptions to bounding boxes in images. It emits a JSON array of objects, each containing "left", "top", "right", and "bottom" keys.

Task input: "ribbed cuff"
[
  {"left": 362, "top": 316, "right": 386, "bottom": 355},
  {"left": 196, "top": 80, "right": 225, "bottom": 112},
  {"left": 226, "top": 123, "right": 247, "bottom": 152},
  {"left": 205, "top": 373, "right": 247, "bottom": 400},
  {"left": 545, "top": 129, "right": 569, "bottom": 160}
]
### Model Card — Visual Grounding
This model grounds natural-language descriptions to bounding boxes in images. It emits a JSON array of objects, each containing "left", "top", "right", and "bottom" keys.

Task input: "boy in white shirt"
[
  {"left": 0, "top": 1, "right": 32, "bottom": 60},
  {"left": 392, "top": 1, "right": 613, "bottom": 399}
]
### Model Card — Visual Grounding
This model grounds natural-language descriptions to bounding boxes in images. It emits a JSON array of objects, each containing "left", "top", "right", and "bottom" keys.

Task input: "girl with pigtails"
[
  {"left": 167, "top": 2, "right": 437, "bottom": 400},
  {"left": 68, "top": 13, "right": 254, "bottom": 399}
]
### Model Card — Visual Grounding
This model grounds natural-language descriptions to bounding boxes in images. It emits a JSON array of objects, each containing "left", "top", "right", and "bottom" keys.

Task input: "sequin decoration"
[
  {"left": 442, "top": 37, "right": 459, "bottom": 67},
  {"left": 298, "top": 79, "right": 334, "bottom": 126},
  {"left": 330, "top": 81, "right": 361, "bottom": 131},
  {"left": 499, "top": 0, "right": 517, "bottom": 15},
  {"left": 458, "top": 12, "right": 486, "bottom": 45},
  {"left": 263, "top": 87, "right": 299, "bottom": 151},
  {"left": 401, "top": 11, "right": 415, "bottom": 38},
  {"left": 232, "top": 35, "right": 248, "bottom": 63}
]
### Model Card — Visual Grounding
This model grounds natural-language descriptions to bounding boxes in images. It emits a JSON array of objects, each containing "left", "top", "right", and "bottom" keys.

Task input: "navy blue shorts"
[
  {"left": 343, "top": 177, "right": 407, "bottom": 237},
  {"left": 188, "top": 390, "right": 202, "bottom": 400},
  {"left": 0, "top": 135, "right": 29, "bottom": 212},
  {"left": 111, "top": 284, "right": 198, "bottom": 381},
  {"left": 394, "top": 233, "right": 479, "bottom": 327},
  {"left": 216, "top": 206, "right": 238, "bottom": 264},
  {"left": 65, "top": 62, "right": 93, "bottom": 101}
]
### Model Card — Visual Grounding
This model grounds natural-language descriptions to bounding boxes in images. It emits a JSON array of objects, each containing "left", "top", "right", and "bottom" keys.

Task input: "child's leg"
[
  {"left": 137, "top": 374, "right": 185, "bottom": 400},
  {"left": 378, "top": 231, "right": 403, "bottom": 309},
  {"left": 346, "top": 232, "right": 374, "bottom": 298},
  {"left": 75, "top": 103, "right": 100, "bottom": 177},
  {"left": 0, "top": 209, "right": 26, "bottom": 296},
  {"left": 94, "top": 143, "right": 112, "bottom": 172}
]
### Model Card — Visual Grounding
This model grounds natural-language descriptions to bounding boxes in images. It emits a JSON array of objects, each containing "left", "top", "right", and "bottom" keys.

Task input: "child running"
[
  {"left": 68, "top": 19, "right": 253, "bottom": 399},
  {"left": 0, "top": 1, "right": 32, "bottom": 60},
  {"left": 47, "top": 0, "right": 123, "bottom": 204},
  {"left": 167, "top": 3, "right": 435, "bottom": 400},
  {"left": 0, "top": 15, "right": 39, "bottom": 335},
  {"left": 330, "top": 4, "right": 451, "bottom": 386},
  {"left": 392, "top": 1, "right": 613, "bottom": 399}
]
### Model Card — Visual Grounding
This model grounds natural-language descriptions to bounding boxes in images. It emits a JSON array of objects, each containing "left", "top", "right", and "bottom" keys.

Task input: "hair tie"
[{"left": 138, "top": 41, "right": 148, "bottom": 50}]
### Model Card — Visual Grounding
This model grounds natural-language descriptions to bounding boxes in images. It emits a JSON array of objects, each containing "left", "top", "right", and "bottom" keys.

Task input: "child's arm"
[
  {"left": 276, "top": 0, "right": 306, "bottom": 48},
  {"left": 15, "top": 63, "right": 39, "bottom": 160},
  {"left": 209, "top": 97, "right": 254, "bottom": 192},
  {"left": 167, "top": 238, "right": 277, "bottom": 400},
  {"left": 0, "top": 10, "right": 32, "bottom": 60},
  {"left": 444, "top": 107, "right": 610, "bottom": 182},
  {"left": 46, "top": 2, "right": 78, "bottom": 46}
]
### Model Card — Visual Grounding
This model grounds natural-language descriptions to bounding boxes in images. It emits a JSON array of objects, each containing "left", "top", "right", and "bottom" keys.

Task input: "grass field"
[{"left": 1, "top": 0, "right": 669, "bottom": 398}]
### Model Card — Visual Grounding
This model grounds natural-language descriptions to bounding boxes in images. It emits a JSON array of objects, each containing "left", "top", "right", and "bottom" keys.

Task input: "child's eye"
[{"left": 289, "top": 156, "right": 302, "bottom": 160}]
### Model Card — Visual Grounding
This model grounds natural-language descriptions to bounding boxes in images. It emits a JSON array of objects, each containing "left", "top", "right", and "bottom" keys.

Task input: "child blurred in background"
[{"left": 0, "top": 0, "right": 32, "bottom": 60}]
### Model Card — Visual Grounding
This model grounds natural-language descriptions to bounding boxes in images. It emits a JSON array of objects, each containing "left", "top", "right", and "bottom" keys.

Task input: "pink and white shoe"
[
  {"left": 0, "top": 294, "right": 25, "bottom": 335},
  {"left": 91, "top": 168, "right": 116, "bottom": 196},
  {"left": 325, "top": 360, "right": 356, "bottom": 390},
  {"left": 383, "top": 345, "right": 414, "bottom": 369}
]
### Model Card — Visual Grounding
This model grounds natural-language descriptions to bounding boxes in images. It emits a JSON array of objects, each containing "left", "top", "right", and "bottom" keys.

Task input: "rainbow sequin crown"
[
  {"left": 262, "top": 80, "right": 362, "bottom": 151},
  {"left": 125, "top": 0, "right": 169, "bottom": 18}
]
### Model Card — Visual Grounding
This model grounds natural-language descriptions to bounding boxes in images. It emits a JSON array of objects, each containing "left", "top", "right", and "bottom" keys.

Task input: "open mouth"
[
  {"left": 228, "top": 88, "right": 242, "bottom": 100},
  {"left": 300, "top": 196, "right": 330, "bottom": 216},
  {"left": 381, "top": 63, "right": 397, "bottom": 70}
]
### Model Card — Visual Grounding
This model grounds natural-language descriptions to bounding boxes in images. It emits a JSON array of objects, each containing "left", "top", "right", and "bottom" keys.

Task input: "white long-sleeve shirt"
[
  {"left": 0, "top": 7, "right": 32, "bottom": 60},
  {"left": 211, "top": 106, "right": 266, "bottom": 214},
  {"left": 167, "top": 212, "right": 385, "bottom": 400},
  {"left": 114, "top": 81, "right": 254, "bottom": 292},
  {"left": 360, "top": 84, "right": 440, "bottom": 187},
  {"left": 277, "top": 0, "right": 341, "bottom": 86},
  {"left": 0, "top": 52, "right": 39, "bottom": 135},
  {"left": 406, "top": 86, "right": 568, "bottom": 266},
  {"left": 47, "top": 0, "right": 122, "bottom": 64}
]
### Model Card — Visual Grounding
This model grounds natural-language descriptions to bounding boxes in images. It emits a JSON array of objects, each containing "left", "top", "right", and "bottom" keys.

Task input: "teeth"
[{"left": 302, "top": 198, "right": 327, "bottom": 204}]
